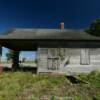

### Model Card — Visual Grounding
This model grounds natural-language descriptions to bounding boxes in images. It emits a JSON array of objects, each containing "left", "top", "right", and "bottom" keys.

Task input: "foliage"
[
  {"left": 95, "top": 94, "right": 100, "bottom": 100},
  {"left": 77, "top": 70, "right": 100, "bottom": 87},
  {"left": 0, "top": 46, "right": 2, "bottom": 56},
  {"left": 0, "top": 71, "right": 100, "bottom": 99},
  {"left": 85, "top": 18, "right": 100, "bottom": 36},
  {"left": 6, "top": 50, "right": 20, "bottom": 61},
  {"left": 6, "top": 50, "right": 14, "bottom": 61}
]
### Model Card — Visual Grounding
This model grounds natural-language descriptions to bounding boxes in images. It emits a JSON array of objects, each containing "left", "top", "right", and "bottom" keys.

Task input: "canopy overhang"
[
  {"left": 0, "top": 28, "right": 100, "bottom": 50},
  {"left": 0, "top": 39, "right": 100, "bottom": 51}
]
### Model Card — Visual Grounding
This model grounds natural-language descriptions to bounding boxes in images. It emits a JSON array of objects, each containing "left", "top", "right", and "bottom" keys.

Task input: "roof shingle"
[{"left": 0, "top": 28, "right": 100, "bottom": 40}]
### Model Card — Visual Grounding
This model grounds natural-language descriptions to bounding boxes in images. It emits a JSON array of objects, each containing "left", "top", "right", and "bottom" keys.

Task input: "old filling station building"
[{"left": 0, "top": 22, "right": 100, "bottom": 74}]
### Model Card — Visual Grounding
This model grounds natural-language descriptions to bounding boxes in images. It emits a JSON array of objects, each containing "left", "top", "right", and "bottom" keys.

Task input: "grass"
[
  {"left": 0, "top": 71, "right": 100, "bottom": 100},
  {"left": 1, "top": 61, "right": 36, "bottom": 64}
]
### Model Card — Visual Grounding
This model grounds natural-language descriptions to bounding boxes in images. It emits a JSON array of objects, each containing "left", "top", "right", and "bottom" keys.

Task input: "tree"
[
  {"left": 22, "top": 57, "right": 26, "bottom": 63},
  {"left": 6, "top": 50, "right": 20, "bottom": 70},
  {"left": 85, "top": 19, "right": 100, "bottom": 36},
  {"left": 6, "top": 50, "right": 14, "bottom": 61},
  {"left": 0, "top": 46, "right": 2, "bottom": 62}
]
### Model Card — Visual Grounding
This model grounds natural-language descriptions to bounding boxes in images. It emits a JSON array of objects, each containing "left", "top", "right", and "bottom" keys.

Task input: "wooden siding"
[
  {"left": 37, "top": 48, "right": 71, "bottom": 72},
  {"left": 37, "top": 48, "right": 100, "bottom": 74}
]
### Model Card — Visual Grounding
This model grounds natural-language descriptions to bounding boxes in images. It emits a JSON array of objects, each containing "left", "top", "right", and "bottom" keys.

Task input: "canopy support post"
[{"left": 12, "top": 51, "right": 20, "bottom": 71}]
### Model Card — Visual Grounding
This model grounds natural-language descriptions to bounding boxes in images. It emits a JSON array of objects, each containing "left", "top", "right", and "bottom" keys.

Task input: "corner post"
[{"left": 12, "top": 50, "right": 20, "bottom": 70}]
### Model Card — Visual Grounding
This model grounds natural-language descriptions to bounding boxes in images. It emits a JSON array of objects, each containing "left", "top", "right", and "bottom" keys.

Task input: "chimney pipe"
[{"left": 60, "top": 22, "right": 64, "bottom": 29}]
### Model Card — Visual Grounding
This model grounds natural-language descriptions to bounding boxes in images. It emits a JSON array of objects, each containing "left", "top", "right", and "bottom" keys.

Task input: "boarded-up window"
[
  {"left": 80, "top": 48, "right": 90, "bottom": 65},
  {"left": 47, "top": 48, "right": 59, "bottom": 70},
  {"left": 48, "top": 48, "right": 58, "bottom": 58},
  {"left": 47, "top": 58, "right": 59, "bottom": 70},
  {"left": 47, "top": 48, "right": 70, "bottom": 70},
  {"left": 47, "top": 58, "right": 53, "bottom": 70}
]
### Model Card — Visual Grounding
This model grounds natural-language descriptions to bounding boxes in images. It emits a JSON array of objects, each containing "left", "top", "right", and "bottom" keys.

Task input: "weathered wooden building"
[{"left": 0, "top": 22, "right": 100, "bottom": 75}]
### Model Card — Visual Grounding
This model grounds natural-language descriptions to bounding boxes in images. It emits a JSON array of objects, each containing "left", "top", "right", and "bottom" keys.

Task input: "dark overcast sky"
[{"left": 0, "top": 0, "right": 100, "bottom": 33}]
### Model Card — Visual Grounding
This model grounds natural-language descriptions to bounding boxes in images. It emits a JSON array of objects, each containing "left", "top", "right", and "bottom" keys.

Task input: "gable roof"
[{"left": 0, "top": 28, "right": 100, "bottom": 40}]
